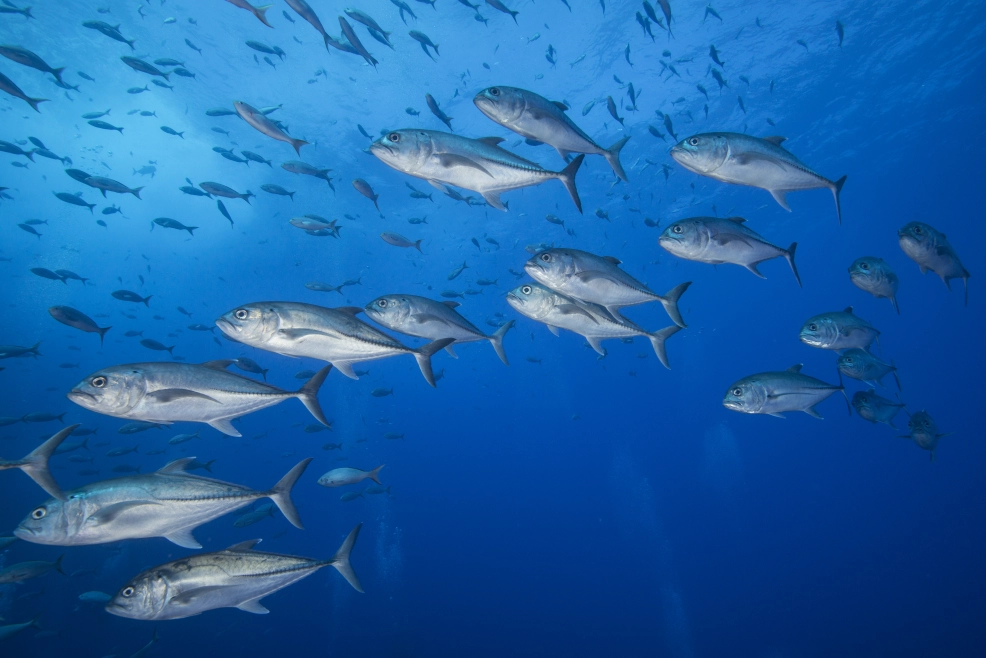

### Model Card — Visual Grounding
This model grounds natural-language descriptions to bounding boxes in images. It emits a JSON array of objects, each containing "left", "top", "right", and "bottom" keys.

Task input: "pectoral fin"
[
  {"left": 169, "top": 585, "right": 225, "bottom": 606},
  {"left": 436, "top": 153, "right": 493, "bottom": 177},
  {"left": 88, "top": 500, "right": 162, "bottom": 526},
  {"left": 279, "top": 328, "right": 332, "bottom": 340},
  {"left": 163, "top": 527, "right": 202, "bottom": 549},
  {"left": 146, "top": 389, "right": 220, "bottom": 404},
  {"left": 547, "top": 325, "right": 560, "bottom": 337},
  {"left": 556, "top": 304, "right": 599, "bottom": 323}
]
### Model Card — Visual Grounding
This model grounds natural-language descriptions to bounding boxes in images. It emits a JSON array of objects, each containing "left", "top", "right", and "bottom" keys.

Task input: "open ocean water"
[{"left": 1, "top": 0, "right": 984, "bottom": 656}]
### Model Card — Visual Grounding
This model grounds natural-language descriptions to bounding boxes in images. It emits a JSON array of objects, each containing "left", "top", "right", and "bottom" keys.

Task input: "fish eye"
[
  {"left": 808, "top": 324, "right": 817, "bottom": 331},
  {"left": 234, "top": 309, "right": 248, "bottom": 320},
  {"left": 489, "top": 87, "right": 500, "bottom": 97},
  {"left": 845, "top": 357, "right": 852, "bottom": 364},
  {"left": 731, "top": 388, "right": 742, "bottom": 396},
  {"left": 913, "top": 226, "right": 922, "bottom": 234},
  {"left": 859, "top": 262, "right": 869, "bottom": 270},
  {"left": 539, "top": 253, "right": 550, "bottom": 262},
  {"left": 672, "top": 225, "right": 683, "bottom": 234},
  {"left": 377, "top": 299, "right": 387, "bottom": 308},
  {"left": 122, "top": 586, "right": 134, "bottom": 598},
  {"left": 31, "top": 507, "right": 46, "bottom": 519},
  {"left": 91, "top": 376, "right": 107, "bottom": 388},
  {"left": 521, "top": 285, "right": 532, "bottom": 295},
  {"left": 688, "top": 137, "right": 700, "bottom": 146},
  {"left": 388, "top": 132, "right": 400, "bottom": 143}
]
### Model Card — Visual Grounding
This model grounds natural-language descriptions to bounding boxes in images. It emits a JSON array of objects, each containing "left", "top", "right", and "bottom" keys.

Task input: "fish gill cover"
[{"left": 0, "top": 0, "right": 984, "bottom": 656}]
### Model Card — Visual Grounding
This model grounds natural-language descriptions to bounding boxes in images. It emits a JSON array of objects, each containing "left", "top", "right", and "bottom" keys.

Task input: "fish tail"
[
  {"left": 890, "top": 294, "right": 900, "bottom": 315},
  {"left": 892, "top": 361, "right": 902, "bottom": 391},
  {"left": 414, "top": 338, "right": 455, "bottom": 387},
  {"left": 557, "top": 154, "right": 585, "bottom": 213},
  {"left": 54, "top": 554, "right": 65, "bottom": 574},
  {"left": 255, "top": 4, "right": 274, "bottom": 28},
  {"left": 368, "top": 464, "right": 385, "bottom": 485},
  {"left": 24, "top": 148, "right": 36, "bottom": 162},
  {"left": 296, "top": 365, "right": 332, "bottom": 427},
  {"left": 132, "top": 186, "right": 144, "bottom": 199},
  {"left": 96, "top": 326, "right": 111, "bottom": 345},
  {"left": 837, "top": 371, "right": 852, "bottom": 415},
  {"left": 648, "top": 325, "right": 682, "bottom": 369},
  {"left": 604, "top": 136, "right": 631, "bottom": 181},
  {"left": 20, "top": 425, "right": 77, "bottom": 500},
  {"left": 25, "top": 96, "right": 47, "bottom": 113},
  {"left": 414, "top": 239, "right": 423, "bottom": 253},
  {"left": 142, "top": 295, "right": 152, "bottom": 307},
  {"left": 266, "top": 457, "right": 312, "bottom": 529},
  {"left": 162, "top": 72, "right": 170, "bottom": 82},
  {"left": 785, "top": 242, "right": 802, "bottom": 288},
  {"left": 489, "top": 319, "right": 515, "bottom": 365},
  {"left": 30, "top": 341, "right": 42, "bottom": 356},
  {"left": 329, "top": 524, "right": 364, "bottom": 593},
  {"left": 831, "top": 175, "right": 847, "bottom": 224},
  {"left": 51, "top": 67, "right": 65, "bottom": 84},
  {"left": 659, "top": 281, "right": 691, "bottom": 328},
  {"left": 291, "top": 138, "right": 309, "bottom": 155},
  {"left": 186, "top": 227, "right": 197, "bottom": 236}
]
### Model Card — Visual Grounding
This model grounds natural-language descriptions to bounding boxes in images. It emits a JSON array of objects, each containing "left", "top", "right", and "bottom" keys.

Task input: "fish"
[
  {"left": 48, "top": 307, "right": 112, "bottom": 344},
  {"left": 112, "top": 290, "right": 152, "bottom": 306},
  {"left": 836, "top": 20, "right": 845, "bottom": 47},
  {"left": 709, "top": 45, "right": 726, "bottom": 68},
  {"left": 200, "top": 181, "right": 254, "bottom": 203},
  {"left": 0, "top": 45, "right": 65, "bottom": 83},
  {"left": 0, "top": 617, "right": 42, "bottom": 642},
  {"left": 286, "top": 0, "right": 333, "bottom": 50},
  {"left": 352, "top": 179, "right": 380, "bottom": 211},
  {"left": 261, "top": 184, "right": 294, "bottom": 199},
  {"left": 88, "top": 119, "right": 124, "bottom": 133},
  {"left": 120, "top": 56, "right": 170, "bottom": 80},
  {"left": 448, "top": 261, "right": 469, "bottom": 280},
  {"left": 837, "top": 349, "right": 900, "bottom": 389},
  {"left": 82, "top": 21, "right": 135, "bottom": 50},
  {"left": 370, "top": 129, "right": 585, "bottom": 212},
  {"left": 425, "top": 93, "right": 452, "bottom": 129},
  {"left": 345, "top": 8, "right": 392, "bottom": 46},
  {"left": 0, "top": 425, "right": 76, "bottom": 499},
  {"left": 281, "top": 161, "right": 334, "bottom": 188},
  {"left": 485, "top": 0, "right": 519, "bottom": 23},
  {"left": 474, "top": 86, "right": 630, "bottom": 181},
  {"left": 848, "top": 257, "right": 900, "bottom": 314},
  {"left": 15, "top": 458, "right": 311, "bottom": 548},
  {"left": 0, "top": 341, "right": 42, "bottom": 359},
  {"left": 152, "top": 217, "right": 196, "bottom": 235},
  {"left": 118, "top": 421, "right": 165, "bottom": 434},
  {"left": 506, "top": 284, "right": 681, "bottom": 368},
  {"left": 234, "top": 101, "right": 308, "bottom": 155},
  {"left": 140, "top": 338, "right": 176, "bottom": 354},
  {"left": 381, "top": 232, "right": 422, "bottom": 251},
  {"left": 226, "top": 0, "right": 274, "bottom": 27},
  {"left": 83, "top": 176, "right": 143, "bottom": 198},
  {"left": 338, "top": 17, "right": 378, "bottom": 67},
  {"left": 317, "top": 465, "right": 384, "bottom": 487},
  {"left": 658, "top": 216, "right": 800, "bottom": 287},
  {"left": 32, "top": 267, "right": 65, "bottom": 282},
  {"left": 723, "top": 365, "right": 849, "bottom": 418},
  {"left": 0, "top": 556, "right": 64, "bottom": 584},
  {"left": 670, "top": 133, "right": 847, "bottom": 223},
  {"left": 1, "top": 139, "right": 37, "bottom": 159},
  {"left": 898, "top": 222, "right": 969, "bottom": 306},
  {"left": 901, "top": 410, "right": 949, "bottom": 460},
  {"left": 54, "top": 192, "right": 95, "bottom": 213},
  {"left": 216, "top": 302, "right": 453, "bottom": 386},
  {"left": 67, "top": 361, "right": 331, "bottom": 437},
  {"left": 410, "top": 31, "right": 440, "bottom": 60},
  {"left": 524, "top": 248, "right": 690, "bottom": 327},
  {"left": 106, "top": 524, "right": 363, "bottom": 619},
  {"left": 243, "top": 151, "right": 272, "bottom": 167},
  {"left": 340, "top": 490, "right": 364, "bottom": 502},
  {"left": 605, "top": 96, "right": 624, "bottom": 126},
  {"left": 365, "top": 294, "right": 515, "bottom": 365},
  {"left": 168, "top": 431, "right": 200, "bottom": 445},
  {"left": 799, "top": 307, "right": 879, "bottom": 352}
]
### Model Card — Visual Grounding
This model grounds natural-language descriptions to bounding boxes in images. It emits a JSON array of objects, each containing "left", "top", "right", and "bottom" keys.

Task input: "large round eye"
[
  {"left": 31, "top": 506, "right": 46, "bottom": 519},
  {"left": 845, "top": 357, "right": 853, "bottom": 364},
  {"left": 539, "top": 253, "right": 550, "bottom": 262},
  {"left": 808, "top": 324, "right": 817, "bottom": 331},
  {"left": 489, "top": 87, "right": 500, "bottom": 97},
  {"left": 377, "top": 299, "right": 387, "bottom": 308},
  {"left": 688, "top": 137, "right": 700, "bottom": 146},
  {"left": 521, "top": 285, "right": 532, "bottom": 295},
  {"left": 732, "top": 388, "right": 742, "bottom": 396},
  {"left": 859, "top": 262, "right": 869, "bottom": 270},
  {"left": 388, "top": 132, "right": 400, "bottom": 143},
  {"left": 234, "top": 309, "right": 248, "bottom": 320},
  {"left": 91, "top": 376, "right": 107, "bottom": 388},
  {"left": 672, "top": 225, "right": 683, "bottom": 234},
  {"left": 913, "top": 226, "right": 922, "bottom": 234},
  {"left": 122, "top": 586, "right": 134, "bottom": 598}
]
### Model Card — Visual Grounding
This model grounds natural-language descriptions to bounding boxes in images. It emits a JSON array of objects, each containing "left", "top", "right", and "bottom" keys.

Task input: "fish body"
[
  {"left": 723, "top": 365, "right": 847, "bottom": 418},
  {"left": 0, "top": 556, "right": 63, "bottom": 584},
  {"left": 317, "top": 465, "right": 383, "bottom": 487},
  {"left": 605, "top": 96, "right": 624, "bottom": 125},
  {"left": 370, "top": 129, "right": 585, "bottom": 212},
  {"left": 898, "top": 222, "right": 969, "bottom": 306},
  {"left": 0, "top": 45, "right": 64, "bottom": 82},
  {"left": 338, "top": 17, "right": 378, "bottom": 67},
  {"left": 381, "top": 232, "right": 421, "bottom": 251},
  {"left": 425, "top": 93, "right": 452, "bottom": 129},
  {"left": 234, "top": 101, "right": 308, "bottom": 155},
  {"left": 226, "top": 0, "right": 274, "bottom": 27},
  {"left": 200, "top": 181, "right": 254, "bottom": 202},
  {"left": 474, "top": 85, "right": 629, "bottom": 181},
  {"left": 152, "top": 217, "right": 197, "bottom": 235},
  {"left": 286, "top": 0, "right": 332, "bottom": 50},
  {"left": 281, "top": 161, "right": 334, "bottom": 188},
  {"left": 659, "top": 216, "right": 800, "bottom": 286},
  {"left": 121, "top": 56, "right": 169, "bottom": 79},
  {"left": 849, "top": 257, "right": 899, "bottom": 313},
  {"left": 15, "top": 458, "right": 311, "bottom": 547},
  {"left": 352, "top": 179, "right": 380, "bottom": 210},
  {"left": 243, "top": 151, "right": 272, "bottom": 166},
  {"left": 671, "top": 133, "right": 847, "bottom": 222},
  {"left": 410, "top": 31, "right": 440, "bottom": 60},
  {"left": 261, "top": 184, "right": 294, "bottom": 199},
  {"left": 837, "top": 348, "right": 900, "bottom": 389},
  {"left": 216, "top": 302, "right": 451, "bottom": 386},
  {"left": 88, "top": 119, "right": 123, "bottom": 133},
  {"left": 66, "top": 361, "right": 330, "bottom": 437},
  {"left": 799, "top": 307, "right": 879, "bottom": 352},
  {"left": 84, "top": 176, "right": 143, "bottom": 198},
  {"left": 0, "top": 70, "right": 46, "bottom": 111},
  {"left": 54, "top": 192, "right": 95, "bottom": 212},
  {"left": 901, "top": 410, "right": 947, "bottom": 459},
  {"left": 82, "top": 21, "right": 135, "bottom": 50},
  {"left": 485, "top": 0, "right": 518, "bottom": 23},
  {"left": 49, "top": 306, "right": 111, "bottom": 344}
]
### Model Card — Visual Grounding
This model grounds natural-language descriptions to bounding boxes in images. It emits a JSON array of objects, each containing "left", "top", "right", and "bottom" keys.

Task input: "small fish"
[
  {"left": 381, "top": 232, "right": 422, "bottom": 252},
  {"left": 898, "top": 222, "right": 969, "bottom": 306}
]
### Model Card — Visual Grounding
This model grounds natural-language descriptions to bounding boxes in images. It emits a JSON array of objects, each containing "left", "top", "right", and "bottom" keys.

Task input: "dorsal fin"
[
  {"left": 201, "top": 359, "right": 234, "bottom": 370},
  {"left": 441, "top": 301, "right": 461, "bottom": 309},
  {"left": 786, "top": 364, "right": 803, "bottom": 373},
  {"left": 552, "top": 101, "right": 569, "bottom": 111},
  {"left": 476, "top": 137, "right": 505, "bottom": 146},
  {"left": 335, "top": 306, "right": 363, "bottom": 316},
  {"left": 763, "top": 136, "right": 787, "bottom": 146},
  {"left": 157, "top": 457, "right": 196, "bottom": 474},
  {"left": 226, "top": 539, "right": 262, "bottom": 552},
  {"left": 843, "top": 306, "right": 854, "bottom": 314},
  {"left": 725, "top": 216, "right": 746, "bottom": 223},
  {"left": 601, "top": 256, "right": 622, "bottom": 265}
]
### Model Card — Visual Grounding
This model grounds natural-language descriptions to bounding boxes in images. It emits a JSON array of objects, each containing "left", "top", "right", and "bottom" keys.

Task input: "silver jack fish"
[
  {"left": 14, "top": 457, "right": 311, "bottom": 548},
  {"left": 234, "top": 101, "right": 308, "bottom": 155},
  {"left": 506, "top": 283, "right": 681, "bottom": 368},
  {"left": 723, "top": 365, "right": 849, "bottom": 418},
  {"left": 364, "top": 294, "right": 515, "bottom": 365},
  {"left": 848, "top": 257, "right": 900, "bottom": 314},
  {"left": 670, "top": 132, "right": 847, "bottom": 223},
  {"left": 898, "top": 222, "right": 969, "bottom": 306},
  {"left": 106, "top": 524, "right": 363, "bottom": 619},
  {"left": 524, "top": 248, "right": 690, "bottom": 327},
  {"left": 67, "top": 361, "right": 331, "bottom": 436},
  {"left": 318, "top": 465, "right": 384, "bottom": 487},
  {"left": 0, "top": 425, "right": 76, "bottom": 499},
  {"left": 473, "top": 85, "right": 630, "bottom": 181},
  {"left": 216, "top": 302, "right": 452, "bottom": 386},
  {"left": 370, "top": 129, "right": 585, "bottom": 212},
  {"left": 799, "top": 307, "right": 879, "bottom": 352},
  {"left": 900, "top": 410, "right": 950, "bottom": 461},
  {"left": 852, "top": 389, "right": 906, "bottom": 429},
  {"left": 659, "top": 216, "right": 800, "bottom": 287},
  {"left": 837, "top": 348, "right": 900, "bottom": 390}
]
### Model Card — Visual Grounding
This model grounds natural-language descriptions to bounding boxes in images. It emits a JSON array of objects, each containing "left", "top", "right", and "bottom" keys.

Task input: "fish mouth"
[
  {"left": 722, "top": 399, "right": 744, "bottom": 411},
  {"left": 67, "top": 389, "right": 96, "bottom": 404},
  {"left": 215, "top": 317, "right": 237, "bottom": 335},
  {"left": 369, "top": 141, "right": 394, "bottom": 157},
  {"left": 12, "top": 525, "right": 34, "bottom": 539}
]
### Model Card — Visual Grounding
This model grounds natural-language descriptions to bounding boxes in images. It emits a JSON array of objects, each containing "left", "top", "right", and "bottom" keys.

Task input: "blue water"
[{"left": 1, "top": 0, "right": 985, "bottom": 655}]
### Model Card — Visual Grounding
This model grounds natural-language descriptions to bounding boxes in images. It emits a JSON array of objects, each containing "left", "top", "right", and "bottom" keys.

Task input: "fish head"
[
  {"left": 848, "top": 257, "right": 883, "bottom": 288},
  {"left": 524, "top": 249, "right": 577, "bottom": 289},
  {"left": 106, "top": 570, "right": 169, "bottom": 619},
  {"left": 14, "top": 494, "right": 86, "bottom": 545},
  {"left": 670, "top": 133, "right": 728, "bottom": 174},
  {"left": 216, "top": 303, "right": 281, "bottom": 345},
  {"left": 907, "top": 410, "right": 939, "bottom": 443},
  {"left": 506, "top": 283, "right": 556, "bottom": 320},
  {"left": 370, "top": 130, "right": 433, "bottom": 174},
  {"left": 897, "top": 221, "right": 938, "bottom": 261},
  {"left": 836, "top": 349, "right": 868, "bottom": 379},
  {"left": 722, "top": 378, "right": 767, "bottom": 414},
  {"left": 68, "top": 366, "right": 147, "bottom": 416},
  {"left": 851, "top": 390, "right": 873, "bottom": 417},
  {"left": 473, "top": 86, "right": 526, "bottom": 124},
  {"left": 364, "top": 295, "right": 412, "bottom": 328},
  {"left": 658, "top": 219, "right": 707, "bottom": 257},
  {"left": 798, "top": 315, "right": 839, "bottom": 349}
]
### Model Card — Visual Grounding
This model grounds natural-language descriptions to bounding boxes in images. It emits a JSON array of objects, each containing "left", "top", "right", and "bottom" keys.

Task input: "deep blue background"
[{"left": 1, "top": 0, "right": 984, "bottom": 656}]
